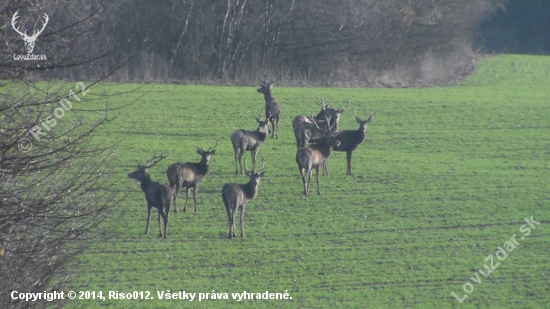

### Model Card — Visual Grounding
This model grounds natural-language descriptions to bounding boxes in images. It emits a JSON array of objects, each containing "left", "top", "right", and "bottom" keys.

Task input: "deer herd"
[{"left": 128, "top": 76, "right": 373, "bottom": 239}]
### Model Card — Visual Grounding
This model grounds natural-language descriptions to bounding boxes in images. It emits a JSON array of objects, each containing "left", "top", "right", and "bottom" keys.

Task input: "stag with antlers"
[
  {"left": 11, "top": 11, "right": 49, "bottom": 54},
  {"left": 230, "top": 111, "right": 269, "bottom": 174},
  {"left": 257, "top": 74, "right": 283, "bottom": 139},
  {"left": 328, "top": 110, "right": 374, "bottom": 175},
  {"left": 128, "top": 153, "right": 172, "bottom": 239},
  {"left": 222, "top": 158, "right": 266, "bottom": 238},
  {"left": 292, "top": 99, "right": 349, "bottom": 150},
  {"left": 166, "top": 140, "right": 219, "bottom": 213},
  {"left": 296, "top": 116, "right": 340, "bottom": 196}
]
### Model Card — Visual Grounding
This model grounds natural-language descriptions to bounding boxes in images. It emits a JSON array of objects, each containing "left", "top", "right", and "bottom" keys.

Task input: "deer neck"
[
  {"left": 197, "top": 159, "right": 210, "bottom": 176},
  {"left": 140, "top": 175, "right": 155, "bottom": 192},
  {"left": 242, "top": 181, "right": 258, "bottom": 200},
  {"left": 255, "top": 130, "right": 268, "bottom": 142},
  {"left": 263, "top": 91, "right": 273, "bottom": 103}
]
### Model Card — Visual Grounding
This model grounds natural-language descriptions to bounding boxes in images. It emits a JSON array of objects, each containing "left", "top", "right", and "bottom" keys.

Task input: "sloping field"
[{"left": 71, "top": 54, "right": 550, "bottom": 308}]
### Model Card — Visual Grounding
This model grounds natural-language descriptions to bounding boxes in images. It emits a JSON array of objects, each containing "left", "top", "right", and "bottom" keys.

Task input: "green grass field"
[{"left": 70, "top": 54, "right": 550, "bottom": 308}]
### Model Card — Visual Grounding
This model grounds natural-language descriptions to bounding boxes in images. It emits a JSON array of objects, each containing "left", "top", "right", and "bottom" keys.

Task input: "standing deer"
[
  {"left": 296, "top": 117, "right": 340, "bottom": 196},
  {"left": 128, "top": 153, "right": 172, "bottom": 239},
  {"left": 292, "top": 99, "right": 349, "bottom": 150},
  {"left": 328, "top": 110, "right": 374, "bottom": 175},
  {"left": 222, "top": 158, "right": 266, "bottom": 238},
  {"left": 166, "top": 140, "right": 219, "bottom": 213},
  {"left": 257, "top": 74, "right": 283, "bottom": 139},
  {"left": 231, "top": 111, "right": 269, "bottom": 174}
]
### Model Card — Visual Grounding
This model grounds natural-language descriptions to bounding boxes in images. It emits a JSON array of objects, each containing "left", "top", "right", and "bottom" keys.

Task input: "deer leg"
[
  {"left": 234, "top": 149, "right": 239, "bottom": 174},
  {"left": 158, "top": 208, "right": 168, "bottom": 239},
  {"left": 346, "top": 151, "right": 353, "bottom": 175},
  {"left": 304, "top": 167, "right": 312, "bottom": 196},
  {"left": 193, "top": 185, "right": 198, "bottom": 212},
  {"left": 232, "top": 206, "right": 238, "bottom": 238},
  {"left": 240, "top": 202, "right": 247, "bottom": 237},
  {"left": 156, "top": 209, "right": 162, "bottom": 237},
  {"left": 251, "top": 149, "right": 257, "bottom": 171},
  {"left": 237, "top": 148, "right": 244, "bottom": 174},
  {"left": 172, "top": 183, "right": 180, "bottom": 213},
  {"left": 271, "top": 120, "right": 276, "bottom": 138},
  {"left": 144, "top": 205, "right": 152, "bottom": 235},
  {"left": 275, "top": 118, "right": 279, "bottom": 139},
  {"left": 183, "top": 187, "right": 191, "bottom": 212},
  {"left": 316, "top": 166, "right": 321, "bottom": 195},
  {"left": 323, "top": 160, "right": 329, "bottom": 176}
]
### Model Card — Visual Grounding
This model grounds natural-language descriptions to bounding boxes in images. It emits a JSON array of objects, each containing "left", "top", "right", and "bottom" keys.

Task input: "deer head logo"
[{"left": 11, "top": 11, "right": 49, "bottom": 54}]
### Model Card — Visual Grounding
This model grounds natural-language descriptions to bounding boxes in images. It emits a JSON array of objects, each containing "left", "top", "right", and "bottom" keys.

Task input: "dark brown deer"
[
  {"left": 222, "top": 158, "right": 266, "bottom": 238},
  {"left": 128, "top": 153, "right": 172, "bottom": 239},
  {"left": 166, "top": 140, "right": 219, "bottom": 213},
  {"left": 328, "top": 110, "right": 374, "bottom": 175},
  {"left": 257, "top": 74, "right": 283, "bottom": 139},
  {"left": 231, "top": 111, "right": 269, "bottom": 174},
  {"left": 296, "top": 117, "right": 340, "bottom": 196},
  {"left": 292, "top": 99, "right": 349, "bottom": 150}
]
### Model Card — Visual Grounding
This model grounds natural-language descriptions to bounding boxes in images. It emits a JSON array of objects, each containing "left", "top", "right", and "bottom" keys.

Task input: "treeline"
[{"left": 5, "top": 0, "right": 508, "bottom": 86}]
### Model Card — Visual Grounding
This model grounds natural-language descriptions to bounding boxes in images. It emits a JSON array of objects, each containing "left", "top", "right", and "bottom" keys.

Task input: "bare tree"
[
  {"left": 329, "top": 110, "right": 373, "bottom": 175},
  {"left": 166, "top": 140, "right": 219, "bottom": 213},
  {"left": 296, "top": 116, "right": 340, "bottom": 196},
  {"left": 257, "top": 74, "right": 283, "bottom": 138},
  {"left": 222, "top": 158, "right": 266, "bottom": 238},
  {"left": 128, "top": 153, "right": 172, "bottom": 238},
  {"left": 230, "top": 111, "right": 270, "bottom": 174},
  {"left": 0, "top": 1, "right": 148, "bottom": 308}
]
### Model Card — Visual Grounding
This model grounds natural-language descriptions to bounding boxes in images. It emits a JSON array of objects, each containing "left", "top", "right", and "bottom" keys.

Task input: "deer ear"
[
  {"left": 245, "top": 170, "right": 252, "bottom": 177},
  {"left": 210, "top": 150, "right": 216, "bottom": 155},
  {"left": 258, "top": 171, "right": 265, "bottom": 177},
  {"left": 196, "top": 149, "right": 203, "bottom": 155},
  {"left": 356, "top": 116, "right": 362, "bottom": 124}
]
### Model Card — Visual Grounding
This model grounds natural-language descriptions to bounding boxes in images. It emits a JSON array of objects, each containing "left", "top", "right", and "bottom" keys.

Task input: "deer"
[
  {"left": 296, "top": 116, "right": 340, "bottom": 196},
  {"left": 166, "top": 140, "right": 219, "bottom": 213},
  {"left": 230, "top": 111, "right": 269, "bottom": 174},
  {"left": 292, "top": 99, "right": 349, "bottom": 150},
  {"left": 257, "top": 74, "right": 283, "bottom": 139},
  {"left": 11, "top": 11, "right": 49, "bottom": 54},
  {"left": 128, "top": 153, "right": 172, "bottom": 239},
  {"left": 222, "top": 158, "right": 266, "bottom": 238},
  {"left": 327, "top": 110, "right": 374, "bottom": 175}
]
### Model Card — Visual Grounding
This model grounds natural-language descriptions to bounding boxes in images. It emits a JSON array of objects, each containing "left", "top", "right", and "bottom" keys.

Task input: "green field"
[{"left": 71, "top": 54, "right": 550, "bottom": 308}]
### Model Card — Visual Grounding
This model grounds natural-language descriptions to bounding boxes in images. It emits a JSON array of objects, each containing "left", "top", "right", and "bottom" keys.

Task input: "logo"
[{"left": 11, "top": 11, "right": 48, "bottom": 60}]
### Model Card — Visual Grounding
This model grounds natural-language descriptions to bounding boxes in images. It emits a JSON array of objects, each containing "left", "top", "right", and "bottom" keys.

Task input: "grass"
[{"left": 69, "top": 54, "right": 550, "bottom": 308}]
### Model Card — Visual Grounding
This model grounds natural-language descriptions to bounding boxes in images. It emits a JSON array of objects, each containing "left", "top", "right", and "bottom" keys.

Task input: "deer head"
[
  {"left": 254, "top": 110, "right": 270, "bottom": 134},
  {"left": 194, "top": 139, "right": 220, "bottom": 163},
  {"left": 12, "top": 11, "right": 49, "bottom": 54},
  {"left": 244, "top": 157, "right": 266, "bottom": 185},
  {"left": 128, "top": 153, "right": 170, "bottom": 181},
  {"left": 257, "top": 74, "right": 283, "bottom": 94},
  {"left": 355, "top": 109, "right": 374, "bottom": 132}
]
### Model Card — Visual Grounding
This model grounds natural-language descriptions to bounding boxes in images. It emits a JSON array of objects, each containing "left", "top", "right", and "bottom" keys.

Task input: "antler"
[
  {"left": 258, "top": 158, "right": 266, "bottom": 172},
  {"left": 137, "top": 152, "right": 170, "bottom": 169},
  {"left": 337, "top": 100, "right": 350, "bottom": 112},
  {"left": 11, "top": 11, "right": 26, "bottom": 37},
  {"left": 254, "top": 109, "right": 264, "bottom": 122},
  {"left": 269, "top": 74, "right": 284, "bottom": 84},
  {"left": 208, "top": 139, "right": 220, "bottom": 152},
  {"left": 365, "top": 109, "right": 374, "bottom": 123},
  {"left": 310, "top": 115, "right": 333, "bottom": 133},
  {"left": 314, "top": 98, "right": 328, "bottom": 109},
  {"left": 31, "top": 13, "right": 48, "bottom": 38}
]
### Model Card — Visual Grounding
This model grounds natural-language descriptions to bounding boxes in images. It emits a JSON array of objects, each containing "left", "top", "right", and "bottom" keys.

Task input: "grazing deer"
[
  {"left": 128, "top": 153, "right": 172, "bottom": 239},
  {"left": 328, "top": 110, "right": 374, "bottom": 175},
  {"left": 166, "top": 140, "right": 219, "bottom": 213},
  {"left": 292, "top": 99, "right": 349, "bottom": 150},
  {"left": 257, "top": 74, "right": 283, "bottom": 139},
  {"left": 296, "top": 117, "right": 340, "bottom": 196},
  {"left": 222, "top": 158, "right": 266, "bottom": 238},
  {"left": 231, "top": 111, "right": 269, "bottom": 174}
]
